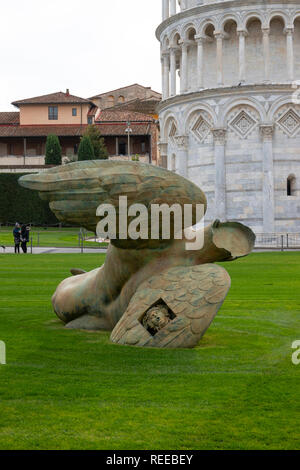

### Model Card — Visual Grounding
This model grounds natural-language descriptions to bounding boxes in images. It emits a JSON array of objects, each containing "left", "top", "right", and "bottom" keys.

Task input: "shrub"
[
  {"left": 45, "top": 135, "right": 62, "bottom": 165},
  {"left": 78, "top": 136, "right": 95, "bottom": 161},
  {"left": 83, "top": 125, "right": 108, "bottom": 160},
  {"left": 0, "top": 173, "right": 58, "bottom": 225}
]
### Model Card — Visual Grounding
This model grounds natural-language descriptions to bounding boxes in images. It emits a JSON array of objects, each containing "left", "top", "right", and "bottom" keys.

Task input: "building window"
[
  {"left": 287, "top": 175, "right": 296, "bottom": 196},
  {"left": 72, "top": 108, "right": 77, "bottom": 117},
  {"left": 141, "top": 141, "right": 146, "bottom": 153},
  {"left": 87, "top": 116, "right": 93, "bottom": 125},
  {"left": 107, "top": 95, "right": 115, "bottom": 107},
  {"left": 48, "top": 106, "right": 58, "bottom": 120}
]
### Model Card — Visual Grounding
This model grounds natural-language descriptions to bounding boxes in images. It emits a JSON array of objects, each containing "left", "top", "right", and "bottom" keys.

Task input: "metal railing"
[
  {"left": 0, "top": 227, "right": 109, "bottom": 253},
  {"left": 255, "top": 233, "right": 300, "bottom": 250},
  {"left": 2, "top": 226, "right": 300, "bottom": 253}
]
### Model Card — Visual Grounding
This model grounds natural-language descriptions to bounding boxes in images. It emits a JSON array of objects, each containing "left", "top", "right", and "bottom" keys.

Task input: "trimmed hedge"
[
  {"left": 45, "top": 135, "right": 62, "bottom": 165},
  {"left": 0, "top": 173, "right": 58, "bottom": 226},
  {"left": 78, "top": 135, "right": 95, "bottom": 161}
]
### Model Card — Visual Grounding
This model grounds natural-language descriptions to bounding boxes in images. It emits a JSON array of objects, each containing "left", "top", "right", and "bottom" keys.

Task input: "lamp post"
[{"left": 125, "top": 121, "right": 132, "bottom": 160}]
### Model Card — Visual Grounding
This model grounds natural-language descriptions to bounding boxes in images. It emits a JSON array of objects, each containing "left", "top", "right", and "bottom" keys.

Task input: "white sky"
[{"left": 0, "top": 0, "right": 162, "bottom": 111}]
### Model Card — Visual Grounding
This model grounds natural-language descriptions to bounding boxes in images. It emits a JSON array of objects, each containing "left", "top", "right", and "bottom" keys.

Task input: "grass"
[
  {"left": 0, "top": 252, "right": 299, "bottom": 450},
  {"left": 0, "top": 226, "right": 108, "bottom": 248}
]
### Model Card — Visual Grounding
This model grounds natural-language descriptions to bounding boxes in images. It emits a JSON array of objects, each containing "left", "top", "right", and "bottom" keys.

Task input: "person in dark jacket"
[
  {"left": 21, "top": 225, "right": 30, "bottom": 253},
  {"left": 13, "top": 223, "right": 21, "bottom": 254}
]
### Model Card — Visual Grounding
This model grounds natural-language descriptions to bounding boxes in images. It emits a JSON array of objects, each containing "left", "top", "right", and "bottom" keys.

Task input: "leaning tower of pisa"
[{"left": 157, "top": 0, "right": 300, "bottom": 233}]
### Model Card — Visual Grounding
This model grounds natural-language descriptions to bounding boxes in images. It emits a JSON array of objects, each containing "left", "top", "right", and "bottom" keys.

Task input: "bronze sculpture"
[{"left": 19, "top": 160, "right": 255, "bottom": 348}]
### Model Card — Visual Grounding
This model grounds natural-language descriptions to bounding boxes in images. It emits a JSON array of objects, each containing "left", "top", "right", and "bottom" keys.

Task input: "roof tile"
[
  {"left": 12, "top": 92, "right": 92, "bottom": 107},
  {"left": 0, "top": 112, "right": 20, "bottom": 124}
]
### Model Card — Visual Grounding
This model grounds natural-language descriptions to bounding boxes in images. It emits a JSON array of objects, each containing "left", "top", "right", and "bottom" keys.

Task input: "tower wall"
[{"left": 158, "top": 0, "right": 300, "bottom": 233}]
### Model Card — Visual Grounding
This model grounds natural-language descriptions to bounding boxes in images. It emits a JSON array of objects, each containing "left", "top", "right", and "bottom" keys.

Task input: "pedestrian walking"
[
  {"left": 21, "top": 224, "right": 30, "bottom": 253},
  {"left": 13, "top": 223, "right": 21, "bottom": 254}
]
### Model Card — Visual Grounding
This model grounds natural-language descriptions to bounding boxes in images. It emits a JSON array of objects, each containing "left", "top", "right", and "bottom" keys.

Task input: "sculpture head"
[{"left": 142, "top": 305, "right": 171, "bottom": 333}]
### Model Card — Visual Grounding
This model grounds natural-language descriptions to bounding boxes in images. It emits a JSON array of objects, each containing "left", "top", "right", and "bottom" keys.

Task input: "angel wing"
[
  {"left": 18, "top": 160, "right": 207, "bottom": 249},
  {"left": 110, "top": 263, "right": 231, "bottom": 349}
]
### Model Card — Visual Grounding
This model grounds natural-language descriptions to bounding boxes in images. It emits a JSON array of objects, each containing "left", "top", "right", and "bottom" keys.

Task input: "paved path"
[
  {"left": 1, "top": 247, "right": 108, "bottom": 254},
  {"left": 1, "top": 246, "right": 299, "bottom": 255}
]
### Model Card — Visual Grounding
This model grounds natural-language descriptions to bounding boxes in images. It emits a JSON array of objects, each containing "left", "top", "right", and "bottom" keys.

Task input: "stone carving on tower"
[{"left": 158, "top": 0, "right": 300, "bottom": 233}]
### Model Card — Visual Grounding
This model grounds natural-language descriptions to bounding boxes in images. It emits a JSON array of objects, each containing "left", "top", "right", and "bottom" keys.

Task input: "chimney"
[{"left": 66, "top": 89, "right": 70, "bottom": 96}]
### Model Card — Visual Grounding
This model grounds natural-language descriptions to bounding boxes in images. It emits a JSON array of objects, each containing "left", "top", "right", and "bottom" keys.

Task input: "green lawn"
[
  {"left": 0, "top": 252, "right": 299, "bottom": 450},
  {"left": 0, "top": 227, "right": 107, "bottom": 248}
]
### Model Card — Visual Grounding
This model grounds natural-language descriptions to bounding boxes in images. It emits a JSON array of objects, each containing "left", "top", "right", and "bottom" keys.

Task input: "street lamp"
[{"left": 125, "top": 120, "right": 132, "bottom": 161}]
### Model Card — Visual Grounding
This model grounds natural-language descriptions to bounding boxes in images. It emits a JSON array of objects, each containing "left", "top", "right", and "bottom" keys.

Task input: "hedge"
[
  {"left": 45, "top": 134, "right": 62, "bottom": 165},
  {"left": 78, "top": 135, "right": 95, "bottom": 161},
  {"left": 0, "top": 173, "right": 58, "bottom": 226}
]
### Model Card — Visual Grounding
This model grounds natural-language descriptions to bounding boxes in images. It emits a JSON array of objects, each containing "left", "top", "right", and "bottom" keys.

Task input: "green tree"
[
  {"left": 45, "top": 135, "right": 62, "bottom": 165},
  {"left": 83, "top": 125, "right": 108, "bottom": 160},
  {"left": 78, "top": 135, "right": 95, "bottom": 161}
]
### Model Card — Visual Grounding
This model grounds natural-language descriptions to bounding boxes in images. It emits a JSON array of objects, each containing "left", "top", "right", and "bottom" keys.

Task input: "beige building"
[
  {"left": 12, "top": 90, "right": 94, "bottom": 126},
  {"left": 0, "top": 87, "right": 161, "bottom": 170},
  {"left": 90, "top": 84, "right": 161, "bottom": 110}
]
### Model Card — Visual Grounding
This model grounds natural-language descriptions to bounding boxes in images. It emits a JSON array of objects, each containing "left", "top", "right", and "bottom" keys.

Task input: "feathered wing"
[
  {"left": 110, "top": 264, "right": 231, "bottom": 349},
  {"left": 18, "top": 160, "right": 207, "bottom": 249}
]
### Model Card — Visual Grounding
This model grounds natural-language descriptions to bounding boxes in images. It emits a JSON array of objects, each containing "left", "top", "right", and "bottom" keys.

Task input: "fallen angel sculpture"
[{"left": 19, "top": 160, "right": 255, "bottom": 349}]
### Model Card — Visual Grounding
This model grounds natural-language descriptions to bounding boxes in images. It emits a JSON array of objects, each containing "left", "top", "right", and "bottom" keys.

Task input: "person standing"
[
  {"left": 13, "top": 223, "right": 21, "bottom": 254},
  {"left": 21, "top": 224, "right": 30, "bottom": 253}
]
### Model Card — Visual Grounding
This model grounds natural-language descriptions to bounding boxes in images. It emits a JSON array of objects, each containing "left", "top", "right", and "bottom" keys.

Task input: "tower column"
[
  {"left": 170, "top": 47, "right": 177, "bottom": 96},
  {"left": 214, "top": 33, "right": 224, "bottom": 86},
  {"left": 161, "top": 53, "right": 170, "bottom": 100},
  {"left": 238, "top": 30, "right": 247, "bottom": 83},
  {"left": 174, "top": 135, "right": 189, "bottom": 177},
  {"left": 170, "top": 0, "right": 176, "bottom": 16},
  {"left": 212, "top": 128, "right": 227, "bottom": 221},
  {"left": 181, "top": 0, "right": 187, "bottom": 10},
  {"left": 158, "top": 142, "right": 168, "bottom": 169},
  {"left": 162, "top": 0, "right": 169, "bottom": 21},
  {"left": 260, "top": 124, "right": 275, "bottom": 233},
  {"left": 285, "top": 27, "right": 294, "bottom": 82},
  {"left": 180, "top": 42, "right": 188, "bottom": 93},
  {"left": 195, "top": 35, "right": 204, "bottom": 89},
  {"left": 262, "top": 28, "right": 270, "bottom": 82}
]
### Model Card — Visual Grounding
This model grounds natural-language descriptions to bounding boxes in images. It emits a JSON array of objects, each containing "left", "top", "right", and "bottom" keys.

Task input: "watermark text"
[
  {"left": 292, "top": 340, "right": 300, "bottom": 365},
  {"left": 96, "top": 196, "right": 205, "bottom": 250},
  {"left": 0, "top": 341, "right": 6, "bottom": 365}
]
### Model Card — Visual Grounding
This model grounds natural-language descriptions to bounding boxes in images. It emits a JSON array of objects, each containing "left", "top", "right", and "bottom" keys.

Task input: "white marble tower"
[{"left": 157, "top": 0, "right": 300, "bottom": 233}]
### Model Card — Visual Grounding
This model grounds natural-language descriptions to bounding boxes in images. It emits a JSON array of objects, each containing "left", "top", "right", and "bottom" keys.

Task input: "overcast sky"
[{"left": 0, "top": 0, "right": 162, "bottom": 111}]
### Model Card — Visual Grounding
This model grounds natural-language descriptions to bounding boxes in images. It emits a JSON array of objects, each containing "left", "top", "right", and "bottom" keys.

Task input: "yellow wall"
[{"left": 19, "top": 104, "right": 90, "bottom": 125}]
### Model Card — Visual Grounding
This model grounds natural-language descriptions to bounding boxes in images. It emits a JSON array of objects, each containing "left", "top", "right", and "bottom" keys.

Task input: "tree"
[
  {"left": 83, "top": 125, "right": 108, "bottom": 160},
  {"left": 78, "top": 135, "right": 95, "bottom": 161},
  {"left": 45, "top": 135, "right": 62, "bottom": 165}
]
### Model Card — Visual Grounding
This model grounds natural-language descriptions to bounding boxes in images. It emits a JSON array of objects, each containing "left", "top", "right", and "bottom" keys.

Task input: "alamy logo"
[
  {"left": 0, "top": 341, "right": 6, "bottom": 365},
  {"left": 96, "top": 196, "right": 205, "bottom": 251},
  {"left": 292, "top": 341, "right": 300, "bottom": 365}
]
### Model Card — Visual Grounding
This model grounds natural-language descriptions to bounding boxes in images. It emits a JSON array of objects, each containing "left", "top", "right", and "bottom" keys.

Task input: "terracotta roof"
[
  {"left": 0, "top": 122, "right": 153, "bottom": 138},
  {"left": 105, "top": 98, "right": 160, "bottom": 115},
  {"left": 12, "top": 92, "right": 92, "bottom": 107},
  {"left": 96, "top": 109, "right": 155, "bottom": 123},
  {"left": 90, "top": 84, "right": 161, "bottom": 99},
  {"left": 0, "top": 125, "right": 85, "bottom": 137},
  {"left": 0, "top": 112, "right": 20, "bottom": 125},
  {"left": 0, "top": 105, "right": 156, "bottom": 138},
  {"left": 87, "top": 106, "right": 99, "bottom": 116}
]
